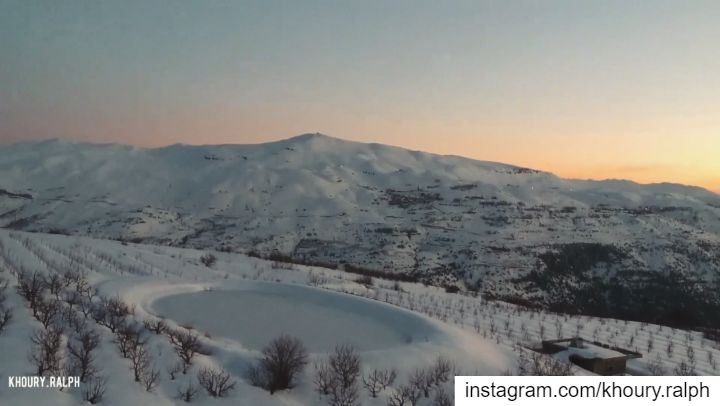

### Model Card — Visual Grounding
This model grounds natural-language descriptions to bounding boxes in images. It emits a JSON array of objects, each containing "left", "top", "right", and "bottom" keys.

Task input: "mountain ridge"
[
  {"left": 4, "top": 134, "right": 717, "bottom": 196},
  {"left": 1, "top": 134, "right": 719, "bottom": 327}
]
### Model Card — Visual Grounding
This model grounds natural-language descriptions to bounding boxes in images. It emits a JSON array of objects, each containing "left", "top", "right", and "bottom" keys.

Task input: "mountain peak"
[
  {"left": 290, "top": 132, "right": 332, "bottom": 140},
  {"left": 272, "top": 133, "right": 356, "bottom": 152},
  {"left": 283, "top": 133, "right": 341, "bottom": 144}
]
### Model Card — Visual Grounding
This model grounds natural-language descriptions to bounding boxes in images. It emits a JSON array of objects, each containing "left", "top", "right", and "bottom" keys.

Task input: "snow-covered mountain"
[{"left": 1, "top": 134, "right": 719, "bottom": 327}]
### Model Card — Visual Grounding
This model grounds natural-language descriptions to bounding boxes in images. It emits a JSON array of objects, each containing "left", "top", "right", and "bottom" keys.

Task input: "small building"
[{"left": 541, "top": 337, "right": 642, "bottom": 375}]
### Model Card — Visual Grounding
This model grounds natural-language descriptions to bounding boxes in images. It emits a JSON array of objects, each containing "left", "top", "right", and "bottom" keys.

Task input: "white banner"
[{"left": 455, "top": 376, "right": 720, "bottom": 405}]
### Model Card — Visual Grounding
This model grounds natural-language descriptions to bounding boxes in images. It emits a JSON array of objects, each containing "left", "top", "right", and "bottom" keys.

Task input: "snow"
[
  {"left": 0, "top": 228, "right": 717, "bottom": 405},
  {"left": 151, "top": 282, "right": 446, "bottom": 352},
  {"left": 0, "top": 135, "right": 719, "bottom": 404},
  {"left": 554, "top": 342, "right": 627, "bottom": 361},
  {"left": 1, "top": 134, "right": 718, "bottom": 307},
  {"left": 0, "top": 230, "right": 518, "bottom": 405}
]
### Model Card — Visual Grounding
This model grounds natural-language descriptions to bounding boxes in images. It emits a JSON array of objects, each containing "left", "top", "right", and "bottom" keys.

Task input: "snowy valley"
[
  {"left": 0, "top": 135, "right": 719, "bottom": 406},
  {"left": 0, "top": 230, "right": 718, "bottom": 405},
  {"left": 1, "top": 135, "right": 719, "bottom": 329}
]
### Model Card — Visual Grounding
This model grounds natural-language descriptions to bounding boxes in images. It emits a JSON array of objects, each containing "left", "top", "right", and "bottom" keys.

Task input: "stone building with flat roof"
[{"left": 541, "top": 337, "right": 642, "bottom": 375}]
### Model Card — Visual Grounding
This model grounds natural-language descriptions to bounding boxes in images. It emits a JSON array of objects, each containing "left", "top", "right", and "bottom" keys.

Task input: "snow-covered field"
[
  {"left": 0, "top": 229, "right": 718, "bottom": 405},
  {"left": 151, "top": 283, "right": 447, "bottom": 352}
]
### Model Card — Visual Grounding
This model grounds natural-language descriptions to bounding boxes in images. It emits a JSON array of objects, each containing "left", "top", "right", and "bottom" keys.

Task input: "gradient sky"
[{"left": 1, "top": 1, "right": 718, "bottom": 192}]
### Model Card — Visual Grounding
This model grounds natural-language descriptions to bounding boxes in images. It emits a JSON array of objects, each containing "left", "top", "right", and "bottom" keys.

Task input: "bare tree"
[
  {"left": 177, "top": 380, "right": 199, "bottom": 402},
  {"left": 315, "top": 344, "right": 361, "bottom": 406},
  {"left": 387, "top": 384, "right": 420, "bottom": 406},
  {"left": 75, "top": 276, "right": 95, "bottom": 301},
  {"left": 307, "top": 271, "right": 328, "bottom": 286},
  {"left": 330, "top": 345, "right": 360, "bottom": 387},
  {"left": 406, "top": 384, "right": 422, "bottom": 406},
  {"left": 168, "top": 361, "right": 183, "bottom": 380},
  {"left": 362, "top": 368, "right": 396, "bottom": 397},
  {"left": 94, "top": 296, "right": 133, "bottom": 333},
  {"left": 62, "top": 289, "right": 82, "bottom": 312},
  {"left": 0, "top": 306, "right": 11, "bottom": 334},
  {"left": 143, "top": 365, "right": 161, "bottom": 392},
  {"left": 129, "top": 343, "right": 152, "bottom": 382},
  {"left": 355, "top": 275, "right": 373, "bottom": 289},
  {"left": 67, "top": 327, "right": 101, "bottom": 382},
  {"left": 647, "top": 356, "right": 666, "bottom": 376},
  {"left": 78, "top": 296, "right": 94, "bottom": 319},
  {"left": 674, "top": 360, "right": 696, "bottom": 376},
  {"left": 168, "top": 328, "right": 203, "bottom": 374},
  {"left": 251, "top": 334, "right": 308, "bottom": 393},
  {"left": 0, "top": 277, "right": 11, "bottom": 335},
  {"left": 409, "top": 368, "right": 433, "bottom": 398},
  {"left": 110, "top": 295, "right": 134, "bottom": 318},
  {"left": 29, "top": 327, "right": 64, "bottom": 376},
  {"left": 144, "top": 318, "right": 167, "bottom": 335},
  {"left": 61, "top": 268, "right": 83, "bottom": 289},
  {"left": 83, "top": 376, "right": 107, "bottom": 404},
  {"left": 44, "top": 273, "right": 64, "bottom": 300},
  {"left": 708, "top": 350, "right": 717, "bottom": 371},
  {"left": 433, "top": 387, "right": 453, "bottom": 406},
  {"left": 16, "top": 271, "right": 45, "bottom": 316},
  {"left": 34, "top": 298, "right": 61, "bottom": 328},
  {"left": 428, "top": 357, "right": 453, "bottom": 387},
  {"left": 139, "top": 354, "right": 160, "bottom": 392},
  {"left": 115, "top": 322, "right": 147, "bottom": 359},
  {"left": 516, "top": 351, "right": 572, "bottom": 375},
  {"left": 198, "top": 366, "right": 236, "bottom": 397},
  {"left": 125, "top": 340, "right": 161, "bottom": 391},
  {"left": 314, "top": 361, "right": 333, "bottom": 395},
  {"left": 0, "top": 277, "right": 8, "bottom": 303},
  {"left": 200, "top": 253, "right": 217, "bottom": 267},
  {"left": 65, "top": 306, "right": 89, "bottom": 334},
  {"left": 0, "top": 277, "right": 7, "bottom": 299},
  {"left": 387, "top": 387, "right": 409, "bottom": 406}
]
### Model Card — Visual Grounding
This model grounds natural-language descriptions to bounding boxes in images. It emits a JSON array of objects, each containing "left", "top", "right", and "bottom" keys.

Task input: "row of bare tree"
[
  {"left": 0, "top": 276, "right": 12, "bottom": 334},
  {"left": 10, "top": 264, "right": 108, "bottom": 404},
  {"left": 385, "top": 357, "right": 454, "bottom": 406},
  {"left": 3, "top": 237, "right": 245, "bottom": 403}
]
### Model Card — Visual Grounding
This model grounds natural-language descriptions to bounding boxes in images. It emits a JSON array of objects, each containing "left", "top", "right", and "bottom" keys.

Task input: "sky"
[{"left": 1, "top": 1, "right": 718, "bottom": 192}]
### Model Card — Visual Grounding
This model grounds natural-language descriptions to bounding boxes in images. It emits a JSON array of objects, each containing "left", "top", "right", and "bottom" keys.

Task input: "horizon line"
[{"left": 3, "top": 133, "right": 719, "bottom": 196}]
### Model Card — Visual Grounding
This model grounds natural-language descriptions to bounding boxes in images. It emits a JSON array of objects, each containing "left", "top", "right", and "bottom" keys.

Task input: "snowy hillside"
[
  {"left": 0, "top": 230, "right": 717, "bottom": 405},
  {"left": 1, "top": 134, "right": 719, "bottom": 328}
]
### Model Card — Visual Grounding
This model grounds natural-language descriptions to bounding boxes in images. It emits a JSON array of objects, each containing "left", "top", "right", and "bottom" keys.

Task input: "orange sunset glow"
[{"left": 1, "top": 1, "right": 718, "bottom": 193}]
